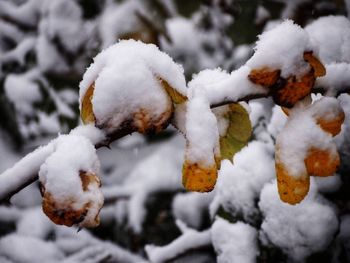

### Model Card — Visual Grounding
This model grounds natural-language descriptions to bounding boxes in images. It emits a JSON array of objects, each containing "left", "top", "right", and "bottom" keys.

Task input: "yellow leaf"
[
  {"left": 303, "top": 51, "right": 326, "bottom": 77},
  {"left": 276, "top": 161, "right": 310, "bottom": 205},
  {"left": 81, "top": 83, "right": 96, "bottom": 124},
  {"left": 182, "top": 160, "right": 218, "bottom": 192},
  {"left": 304, "top": 148, "right": 340, "bottom": 177},
  {"left": 158, "top": 77, "right": 187, "bottom": 104},
  {"left": 316, "top": 111, "right": 345, "bottom": 136},
  {"left": 219, "top": 103, "right": 252, "bottom": 161}
]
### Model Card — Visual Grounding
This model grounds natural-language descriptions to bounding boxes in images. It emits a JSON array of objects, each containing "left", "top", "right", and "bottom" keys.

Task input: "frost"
[{"left": 211, "top": 218, "right": 258, "bottom": 263}]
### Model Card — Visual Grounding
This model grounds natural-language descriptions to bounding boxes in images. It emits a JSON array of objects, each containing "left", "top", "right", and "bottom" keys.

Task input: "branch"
[
  {"left": 145, "top": 221, "right": 211, "bottom": 263},
  {"left": 0, "top": 143, "right": 55, "bottom": 202},
  {"left": 1, "top": 83, "right": 349, "bottom": 204},
  {"left": 0, "top": 125, "right": 105, "bottom": 203}
]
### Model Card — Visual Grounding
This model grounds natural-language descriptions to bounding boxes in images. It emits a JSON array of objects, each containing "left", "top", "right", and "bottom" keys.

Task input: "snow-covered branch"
[
  {"left": 1, "top": 16, "right": 350, "bottom": 226},
  {"left": 145, "top": 220, "right": 211, "bottom": 263}
]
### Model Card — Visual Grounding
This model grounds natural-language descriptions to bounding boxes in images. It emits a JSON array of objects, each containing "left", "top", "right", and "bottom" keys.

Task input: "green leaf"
[{"left": 219, "top": 103, "right": 252, "bottom": 161}]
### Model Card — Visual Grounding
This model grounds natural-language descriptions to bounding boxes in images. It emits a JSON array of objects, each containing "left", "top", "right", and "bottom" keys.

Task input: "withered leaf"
[
  {"left": 271, "top": 70, "right": 315, "bottom": 108},
  {"left": 248, "top": 68, "right": 280, "bottom": 88},
  {"left": 81, "top": 83, "right": 96, "bottom": 124},
  {"left": 303, "top": 51, "right": 326, "bottom": 77},
  {"left": 159, "top": 77, "right": 187, "bottom": 104}
]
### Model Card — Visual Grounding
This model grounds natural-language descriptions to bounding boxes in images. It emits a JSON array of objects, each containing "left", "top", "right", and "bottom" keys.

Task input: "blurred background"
[{"left": 0, "top": 0, "right": 350, "bottom": 262}]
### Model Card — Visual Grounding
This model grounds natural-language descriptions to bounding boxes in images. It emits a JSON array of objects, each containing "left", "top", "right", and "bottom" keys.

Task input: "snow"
[
  {"left": 316, "top": 63, "right": 350, "bottom": 95},
  {"left": 17, "top": 208, "right": 53, "bottom": 238},
  {"left": 39, "top": 134, "right": 103, "bottom": 227},
  {"left": 41, "top": 0, "right": 86, "bottom": 53},
  {"left": 145, "top": 221, "right": 211, "bottom": 263},
  {"left": 232, "top": 44, "right": 253, "bottom": 68},
  {"left": 305, "top": 16, "right": 350, "bottom": 64},
  {"left": 0, "top": 37, "right": 36, "bottom": 66},
  {"left": 247, "top": 20, "right": 313, "bottom": 78},
  {"left": 36, "top": 34, "right": 69, "bottom": 73},
  {"left": 103, "top": 137, "right": 183, "bottom": 233},
  {"left": 79, "top": 40, "right": 186, "bottom": 134},
  {"left": 267, "top": 105, "right": 288, "bottom": 139},
  {"left": 36, "top": 112, "right": 61, "bottom": 134},
  {"left": 211, "top": 218, "right": 258, "bottom": 263},
  {"left": 4, "top": 74, "right": 42, "bottom": 115},
  {"left": 185, "top": 95, "right": 219, "bottom": 166},
  {"left": 1, "top": 6, "right": 350, "bottom": 263},
  {"left": 70, "top": 124, "right": 106, "bottom": 145},
  {"left": 0, "top": 0, "right": 40, "bottom": 27},
  {"left": 172, "top": 192, "right": 213, "bottom": 229},
  {"left": 160, "top": 15, "right": 233, "bottom": 73},
  {"left": 0, "top": 233, "right": 64, "bottom": 263},
  {"left": 259, "top": 180, "right": 338, "bottom": 261},
  {"left": 99, "top": 0, "right": 145, "bottom": 48},
  {"left": 0, "top": 206, "right": 22, "bottom": 222},
  {"left": 210, "top": 141, "right": 275, "bottom": 222},
  {"left": 314, "top": 174, "right": 342, "bottom": 194},
  {"left": 0, "top": 142, "right": 55, "bottom": 201},
  {"left": 190, "top": 66, "right": 265, "bottom": 106},
  {"left": 255, "top": 5, "right": 270, "bottom": 25}
]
